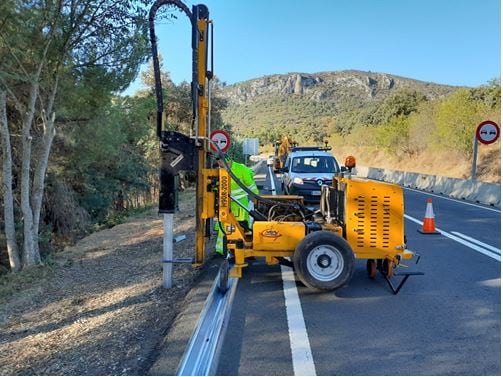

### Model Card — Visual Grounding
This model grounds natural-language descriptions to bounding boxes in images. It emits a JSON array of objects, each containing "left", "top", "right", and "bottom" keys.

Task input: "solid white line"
[
  {"left": 404, "top": 214, "right": 501, "bottom": 262},
  {"left": 268, "top": 165, "right": 277, "bottom": 195},
  {"left": 281, "top": 264, "right": 317, "bottom": 376},
  {"left": 403, "top": 187, "right": 501, "bottom": 213},
  {"left": 451, "top": 232, "right": 501, "bottom": 255}
]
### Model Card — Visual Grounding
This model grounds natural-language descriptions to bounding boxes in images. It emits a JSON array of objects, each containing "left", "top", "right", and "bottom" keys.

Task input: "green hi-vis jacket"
[
  {"left": 228, "top": 160, "right": 259, "bottom": 221},
  {"left": 216, "top": 160, "right": 259, "bottom": 254}
]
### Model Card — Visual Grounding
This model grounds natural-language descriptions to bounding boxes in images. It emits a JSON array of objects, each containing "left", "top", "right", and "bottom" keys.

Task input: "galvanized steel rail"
[{"left": 176, "top": 271, "right": 238, "bottom": 375}]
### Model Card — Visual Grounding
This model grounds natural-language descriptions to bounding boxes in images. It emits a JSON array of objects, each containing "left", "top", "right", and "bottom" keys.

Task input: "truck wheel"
[{"left": 293, "top": 231, "right": 355, "bottom": 291}]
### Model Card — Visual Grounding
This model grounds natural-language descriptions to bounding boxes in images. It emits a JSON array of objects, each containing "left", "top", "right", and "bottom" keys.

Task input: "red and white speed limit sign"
[
  {"left": 476, "top": 120, "right": 500, "bottom": 145},
  {"left": 210, "top": 129, "right": 231, "bottom": 152}
]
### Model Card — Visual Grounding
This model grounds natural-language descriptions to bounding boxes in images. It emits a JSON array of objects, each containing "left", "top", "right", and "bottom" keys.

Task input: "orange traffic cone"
[{"left": 418, "top": 198, "right": 440, "bottom": 234}]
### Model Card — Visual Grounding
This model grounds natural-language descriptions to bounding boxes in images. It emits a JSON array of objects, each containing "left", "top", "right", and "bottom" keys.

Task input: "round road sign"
[
  {"left": 210, "top": 129, "right": 231, "bottom": 152},
  {"left": 476, "top": 120, "right": 500, "bottom": 145}
]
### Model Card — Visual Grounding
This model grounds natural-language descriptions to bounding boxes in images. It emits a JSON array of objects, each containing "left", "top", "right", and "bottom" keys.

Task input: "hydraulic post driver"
[
  {"left": 149, "top": 0, "right": 211, "bottom": 266},
  {"left": 149, "top": 0, "right": 422, "bottom": 294}
]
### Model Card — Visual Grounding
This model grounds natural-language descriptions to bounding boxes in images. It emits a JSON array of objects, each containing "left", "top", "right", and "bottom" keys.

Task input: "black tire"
[
  {"left": 366, "top": 259, "right": 377, "bottom": 279},
  {"left": 293, "top": 231, "right": 355, "bottom": 291},
  {"left": 380, "top": 258, "right": 393, "bottom": 278},
  {"left": 217, "top": 259, "right": 229, "bottom": 294}
]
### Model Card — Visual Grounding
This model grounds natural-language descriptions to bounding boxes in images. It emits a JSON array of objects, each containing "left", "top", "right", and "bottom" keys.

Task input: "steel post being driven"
[{"left": 163, "top": 213, "right": 174, "bottom": 288}]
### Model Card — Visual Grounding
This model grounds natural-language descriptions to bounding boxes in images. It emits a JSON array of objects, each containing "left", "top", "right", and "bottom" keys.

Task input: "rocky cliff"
[
  {"left": 220, "top": 70, "right": 458, "bottom": 106},
  {"left": 218, "top": 70, "right": 461, "bottom": 140}
]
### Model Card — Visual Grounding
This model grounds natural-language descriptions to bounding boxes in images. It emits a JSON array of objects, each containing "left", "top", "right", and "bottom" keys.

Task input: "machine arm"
[
  {"left": 148, "top": 0, "right": 192, "bottom": 138},
  {"left": 149, "top": 0, "right": 211, "bottom": 266}
]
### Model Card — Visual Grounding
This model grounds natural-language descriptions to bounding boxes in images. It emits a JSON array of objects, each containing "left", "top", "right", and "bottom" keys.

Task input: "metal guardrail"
[
  {"left": 176, "top": 271, "right": 238, "bottom": 376},
  {"left": 176, "top": 161, "right": 266, "bottom": 375}
]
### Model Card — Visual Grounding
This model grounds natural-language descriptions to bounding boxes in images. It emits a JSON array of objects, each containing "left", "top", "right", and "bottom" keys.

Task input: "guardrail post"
[{"left": 163, "top": 213, "right": 174, "bottom": 288}]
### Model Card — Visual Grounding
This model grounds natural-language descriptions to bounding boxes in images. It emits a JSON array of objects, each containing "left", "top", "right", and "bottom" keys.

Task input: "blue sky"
[{"left": 125, "top": 0, "right": 500, "bottom": 94}]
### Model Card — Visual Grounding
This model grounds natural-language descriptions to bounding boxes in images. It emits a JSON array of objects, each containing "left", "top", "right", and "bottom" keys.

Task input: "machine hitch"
[
  {"left": 379, "top": 254, "right": 423, "bottom": 295},
  {"left": 382, "top": 271, "right": 425, "bottom": 295}
]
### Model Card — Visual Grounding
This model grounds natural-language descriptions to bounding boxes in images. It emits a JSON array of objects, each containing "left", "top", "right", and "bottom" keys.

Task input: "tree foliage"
[
  {"left": 0, "top": 0, "right": 152, "bottom": 271},
  {"left": 331, "top": 81, "right": 500, "bottom": 160},
  {"left": 433, "top": 89, "right": 493, "bottom": 156}
]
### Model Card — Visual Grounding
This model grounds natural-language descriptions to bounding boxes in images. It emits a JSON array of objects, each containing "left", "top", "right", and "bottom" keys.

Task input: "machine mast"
[{"left": 149, "top": 0, "right": 212, "bottom": 267}]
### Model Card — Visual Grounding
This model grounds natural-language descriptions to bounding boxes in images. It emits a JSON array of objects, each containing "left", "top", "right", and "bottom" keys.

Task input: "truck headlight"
[{"left": 293, "top": 177, "right": 304, "bottom": 185}]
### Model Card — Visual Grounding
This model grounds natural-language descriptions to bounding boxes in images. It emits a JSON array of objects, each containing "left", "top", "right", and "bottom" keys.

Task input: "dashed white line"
[
  {"left": 404, "top": 214, "right": 501, "bottom": 262},
  {"left": 451, "top": 232, "right": 500, "bottom": 255}
]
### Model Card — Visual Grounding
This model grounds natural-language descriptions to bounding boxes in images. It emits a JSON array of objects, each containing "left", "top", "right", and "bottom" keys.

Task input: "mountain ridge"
[
  {"left": 220, "top": 69, "right": 462, "bottom": 105},
  {"left": 218, "top": 69, "right": 462, "bottom": 140}
]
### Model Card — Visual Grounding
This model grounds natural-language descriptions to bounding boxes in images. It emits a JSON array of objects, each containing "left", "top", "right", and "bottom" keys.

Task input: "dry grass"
[
  {"left": 333, "top": 143, "right": 501, "bottom": 183},
  {"left": 0, "top": 188, "right": 216, "bottom": 375}
]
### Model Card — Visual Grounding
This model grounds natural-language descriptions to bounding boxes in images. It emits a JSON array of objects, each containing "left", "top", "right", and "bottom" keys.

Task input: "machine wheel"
[
  {"left": 293, "top": 231, "right": 355, "bottom": 291},
  {"left": 366, "top": 259, "right": 377, "bottom": 279},
  {"left": 380, "top": 258, "right": 394, "bottom": 279},
  {"left": 217, "top": 259, "right": 229, "bottom": 294}
]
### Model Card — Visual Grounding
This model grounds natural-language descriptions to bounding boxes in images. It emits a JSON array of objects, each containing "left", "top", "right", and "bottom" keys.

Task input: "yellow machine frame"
[
  {"left": 150, "top": 0, "right": 420, "bottom": 294},
  {"left": 202, "top": 169, "right": 415, "bottom": 281}
]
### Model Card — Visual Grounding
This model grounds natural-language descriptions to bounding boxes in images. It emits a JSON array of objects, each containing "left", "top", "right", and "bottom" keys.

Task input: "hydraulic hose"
[
  {"left": 209, "top": 140, "right": 309, "bottom": 218},
  {"left": 148, "top": 0, "right": 192, "bottom": 138}
]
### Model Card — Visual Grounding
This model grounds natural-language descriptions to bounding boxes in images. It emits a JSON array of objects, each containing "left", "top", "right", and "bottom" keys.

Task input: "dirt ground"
[
  {"left": 0, "top": 189, "right": 215, "bottom": 376},
  {"left": 0, "top": 150, "right": 499, "bottom": 375}
]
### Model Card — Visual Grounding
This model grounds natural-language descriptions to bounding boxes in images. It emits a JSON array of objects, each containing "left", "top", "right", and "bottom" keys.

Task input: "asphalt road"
[{"left": 217, "top": 161, "right": 500, "bottom": 375}]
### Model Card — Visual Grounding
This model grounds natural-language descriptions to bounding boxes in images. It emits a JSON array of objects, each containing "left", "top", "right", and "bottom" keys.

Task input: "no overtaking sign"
[
  {"left": 476, "top": 120, "right": 500, "bottom": 145},
  {"left": 471, "top": 120, "right": 499, "bottom": 180},
  {"left": 210, "top": 129, "right": 231, "bottom": 153}
]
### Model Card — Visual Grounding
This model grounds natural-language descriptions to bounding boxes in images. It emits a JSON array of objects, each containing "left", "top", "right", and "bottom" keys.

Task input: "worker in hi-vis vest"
[{"left": 215, "top": 155, "right": 259, "bottom": 255}]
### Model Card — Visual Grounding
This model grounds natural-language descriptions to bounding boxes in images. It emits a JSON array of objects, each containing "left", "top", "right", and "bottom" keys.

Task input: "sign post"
[{"left": 471, "top": 120, "right": 500, "bottom": 180}]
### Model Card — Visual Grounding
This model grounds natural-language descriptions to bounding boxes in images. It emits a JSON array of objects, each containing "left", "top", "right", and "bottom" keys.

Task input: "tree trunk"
[
  {"left": 20, "top": 82, "right": 39, "bottom": 267},
  {"left": 31, "top": 113, "right": 56, "bottom": 259},
  {"left": 0, "top": 91, "right": 21, "bottom": 271},
  {"left": 32, "top": 79, "right": 58, "bottom": 259}
]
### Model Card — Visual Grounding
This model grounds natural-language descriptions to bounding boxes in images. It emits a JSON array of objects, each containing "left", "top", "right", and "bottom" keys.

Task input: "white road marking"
[
  {"left": 268, "top": 165, "right": 277, "bottom": 195},
  {"left": 404, "top": 214, "right": 501, "bottom": 262},
  {"left": 451, "top": 232, "right": 500, "bottom": 255},
  {"left": 403, "top": 187, "right": 501, "bottom": 213},
  {"left": 281, "top": 264, "right": 317, "bottom": 376}
]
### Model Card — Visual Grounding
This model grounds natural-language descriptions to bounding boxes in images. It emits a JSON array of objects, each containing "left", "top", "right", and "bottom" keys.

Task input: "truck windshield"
[{"left": 291, "top": 156, "right": 337, "bottom": 173}]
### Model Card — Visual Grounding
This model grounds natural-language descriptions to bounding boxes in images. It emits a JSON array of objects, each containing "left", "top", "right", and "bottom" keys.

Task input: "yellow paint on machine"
[
  {"left": 252, "top": 221, "right": 305, "bottom": 251},
  {"left": 343, "top": 178, "right": 412, "bottom": 260}
]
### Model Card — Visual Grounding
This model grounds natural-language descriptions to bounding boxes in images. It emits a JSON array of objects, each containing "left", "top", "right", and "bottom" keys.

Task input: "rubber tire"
[
  {"left": 366, "top": 259, "right": 377, "bottom": 279},
  {"left": 218, "top": 259, "right": 229, "bottom": 294},
  {"left": 381, "top": 258, "right": 394, "bottom": 278},
  {"left": 293, "top": 231, "right": 355, "bottom": 291}
]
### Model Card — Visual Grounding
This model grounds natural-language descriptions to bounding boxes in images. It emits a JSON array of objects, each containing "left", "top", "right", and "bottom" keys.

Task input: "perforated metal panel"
[{"left": 345, "top": 179, "right": 405, "bottom": 259}]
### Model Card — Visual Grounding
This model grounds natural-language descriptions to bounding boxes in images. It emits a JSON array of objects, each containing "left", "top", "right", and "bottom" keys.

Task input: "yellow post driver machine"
[{"left": 148, "top": 0, "right": 422, "bottom": 295}]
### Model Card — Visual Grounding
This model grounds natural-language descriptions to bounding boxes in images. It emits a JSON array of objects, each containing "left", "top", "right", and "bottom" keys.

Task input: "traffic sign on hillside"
[
  {"left": 471, "top": 120, "right": 500, "bottom": 180},
  {"left": 243, "top": 138, "right": 259, "bottom": 156},
  {"left": 210, "top": 129, "right": 231, "bottom": 153},
  {"left": 476, "top": 120, "right": 500, "bottom": 145}
]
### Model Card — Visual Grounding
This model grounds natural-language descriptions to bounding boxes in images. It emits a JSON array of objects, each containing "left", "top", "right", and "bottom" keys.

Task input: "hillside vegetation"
[
  {"left": 0, "top": 1, "right": 499, "bottom": 276},
  {"left": 220, "top": 71, "right": 500, "bottom": 182}
]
